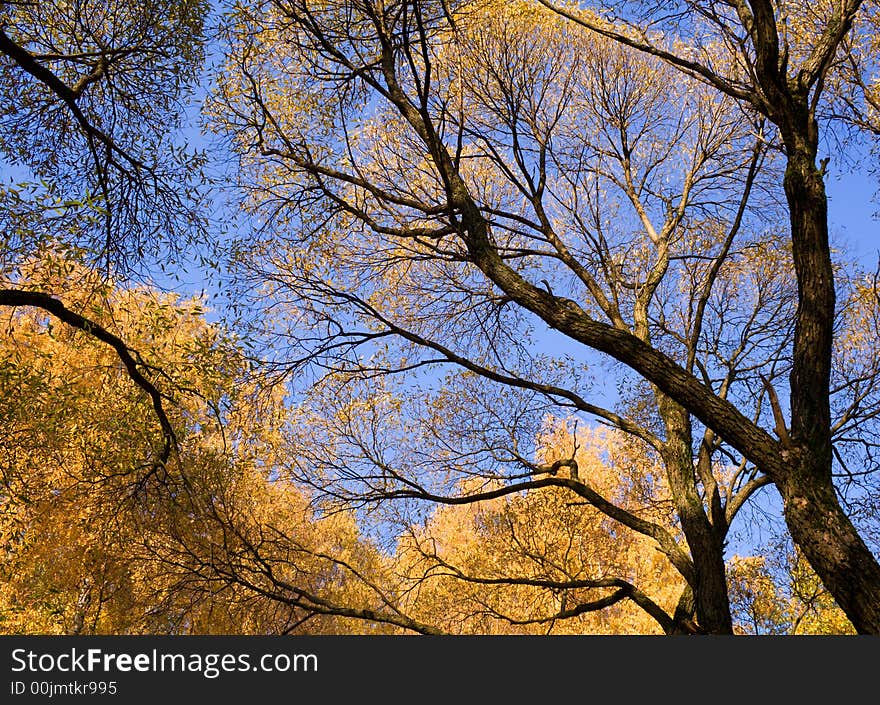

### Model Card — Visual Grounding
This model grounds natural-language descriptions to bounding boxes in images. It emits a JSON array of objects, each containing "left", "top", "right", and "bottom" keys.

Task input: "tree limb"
[{"left": 0, "top": 288, "right": 177, "bottom": 469}]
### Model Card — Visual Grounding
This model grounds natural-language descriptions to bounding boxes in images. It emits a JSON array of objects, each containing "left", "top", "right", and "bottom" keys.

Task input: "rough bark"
[
  {"left": 776, "top": 456, "right": 880, "bottom": 634},
  {"left": 659, "top": 398, "right": 733, "bottom": 634},
  {"left": 533, "top": 0, "right": 880, "bottom": 634},
  {"left": 776, "top": 111, "right": 880, "bottom": 634}
]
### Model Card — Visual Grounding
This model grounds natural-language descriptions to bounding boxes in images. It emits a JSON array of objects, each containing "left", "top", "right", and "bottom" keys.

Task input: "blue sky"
[{"left": 826, "top": 165, "right": 879, "bottom": 268}]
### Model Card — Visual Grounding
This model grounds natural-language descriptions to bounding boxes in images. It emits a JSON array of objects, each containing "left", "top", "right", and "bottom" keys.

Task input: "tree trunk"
[
  {"left": 777, "top": 456, "right": 880, "bottom": 634},
  {"left": 659, "top": 398, "right": 733, "bottom": 634},
  {"left": 780, "top": 114, "right": 880, "bottom": 633}
]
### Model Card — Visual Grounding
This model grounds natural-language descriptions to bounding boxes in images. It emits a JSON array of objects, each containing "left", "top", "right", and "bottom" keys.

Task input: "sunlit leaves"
[{"left": 0, "top": 251, "right": 382, "bottom": 634}]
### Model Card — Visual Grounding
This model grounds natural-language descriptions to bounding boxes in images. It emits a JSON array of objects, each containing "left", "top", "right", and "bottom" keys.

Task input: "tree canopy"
[{"left": 1, "top": 0, "right": 878, "bottom": 635}]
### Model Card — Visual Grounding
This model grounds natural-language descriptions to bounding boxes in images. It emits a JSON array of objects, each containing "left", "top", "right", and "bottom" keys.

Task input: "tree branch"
[{"left": 0, "top": 288, "right": 176, "bottom": 469}]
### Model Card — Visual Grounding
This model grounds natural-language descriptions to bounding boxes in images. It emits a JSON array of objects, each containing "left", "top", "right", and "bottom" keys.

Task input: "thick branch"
[
  {"left": 373, "top": 34, "right": 786, "bottom": 484},
  {"left": 414, "top": 550, "right": 675, "bottom": 633},
  {"left": 0, "top": 288, "right": 176, "bottom": 467},
  {"left": 375, "top": 476, "right": 695, "bottom": 584},
  {"left": 327, "top": 287, "right": 662, "bottom": 449},
  {"left": 534, "top": 1, "right": 758, "bottom": 106},
  {"left": 0, "top": 26, "right": 146, "bottom": 172}
]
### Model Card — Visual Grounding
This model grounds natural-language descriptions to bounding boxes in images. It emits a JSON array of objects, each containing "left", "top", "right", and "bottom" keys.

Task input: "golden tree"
[
  {"left": 209, "top": 0, "right": 879, "bottom": 633},
  {"left": 0, "top": 251, "right": 398, "bottom": 634}
]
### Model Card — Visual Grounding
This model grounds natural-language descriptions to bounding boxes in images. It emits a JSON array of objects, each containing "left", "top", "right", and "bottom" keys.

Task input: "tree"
[
  {"left": 0, "top": 0, "right": 209, "bottom": 270},
  {"left": 209, "top": 0, "right": 880, "bottom": 633},
  {"left": 0, "top": 0, "right": 213, "bottom": 492},
  {"left": 392, "top": 425, "right": 686, "bottom": 634},
  {"left": 531, "top": 0, "right": 880, "bottom": 631},
  {"left": 0, "top": 251, "right": 395, "bottom": 634},
  {"left": 3, "top": 0, "right": 877, "bottom": 636}
]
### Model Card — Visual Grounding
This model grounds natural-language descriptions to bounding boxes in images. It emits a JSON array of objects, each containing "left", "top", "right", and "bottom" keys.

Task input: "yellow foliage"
[
  {"left": 393, "top": 425, "right": 684, "bottom": 634},
  {"left": 0, "top": 252, "right": 384, "bottom": 634},
  {"left": 727, "top": 551, "right": 855, "bottom": 635}
]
